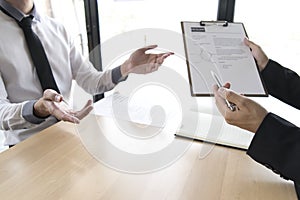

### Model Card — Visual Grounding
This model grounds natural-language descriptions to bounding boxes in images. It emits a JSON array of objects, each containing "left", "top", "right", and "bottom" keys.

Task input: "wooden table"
[{"left": 0, "top": 116, "right": 297, "bottom": 200}]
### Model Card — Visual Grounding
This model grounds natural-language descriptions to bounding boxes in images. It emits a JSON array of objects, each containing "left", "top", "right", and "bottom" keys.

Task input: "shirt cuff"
[
  {"left": 22, "top": 100, "right": 46, "bottom": 124},
  {"left": 111, "top": 66, "right": 128, "bottom": 84}
]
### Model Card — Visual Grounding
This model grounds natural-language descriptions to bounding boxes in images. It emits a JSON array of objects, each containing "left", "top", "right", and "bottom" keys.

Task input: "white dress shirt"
[{"left": 0, "top": 1, "right": 123, "bottom": 145}]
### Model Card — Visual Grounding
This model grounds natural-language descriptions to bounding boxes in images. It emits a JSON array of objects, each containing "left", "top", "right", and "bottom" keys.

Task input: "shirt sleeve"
[
  {"left": 66, "top": 27, "right": 124, "bottom": 95},
  {"left": 22, "top": 100, "right": 46, "bottom": 124},
  {"left": 0, "top": 72, "right": 44, "bottom": 130},
  {"left": 0, "top": 98, "right": 39, "bottom": 131}
]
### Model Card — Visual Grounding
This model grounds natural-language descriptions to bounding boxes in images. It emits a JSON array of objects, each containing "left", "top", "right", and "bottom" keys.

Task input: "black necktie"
[{"left": 17, "top": 16, "right": 60, "bottom": 93}]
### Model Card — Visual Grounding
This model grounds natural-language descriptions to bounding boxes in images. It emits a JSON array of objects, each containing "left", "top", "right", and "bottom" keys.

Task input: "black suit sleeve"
[
  {"left": 247, "top": 113, "right": 300, "bottom": 198},
  {"left": 248, "top": 60, "right": 300, "bottom": 198},
  {"left": 247, "top": 113, "right": 300, "bottom": 183},
  {"left": 261, "top": 59, "right": 300, "bottom": 109}
]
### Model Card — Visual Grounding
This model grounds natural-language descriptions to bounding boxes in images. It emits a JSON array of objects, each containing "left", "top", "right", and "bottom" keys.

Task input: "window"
[
  {"left": 97, "top": 0, "right": 218, "bottom": 72},
  {"left": 235, "top": 0, "right": 300, "bottom": 74},
  {"left": 97, "top": 0, "right": 219, "bottom": 100},
  {"left": 35, "top": 0, "right": 88, "bottom": 56},
  {"left": 98, "top": 0, "right": 219, "bottom": 41}
]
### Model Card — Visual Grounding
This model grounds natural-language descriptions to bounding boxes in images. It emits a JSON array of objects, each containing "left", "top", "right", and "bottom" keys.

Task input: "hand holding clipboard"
[{"left": 181, "top": 20, "right": 268, "bottom": 97}]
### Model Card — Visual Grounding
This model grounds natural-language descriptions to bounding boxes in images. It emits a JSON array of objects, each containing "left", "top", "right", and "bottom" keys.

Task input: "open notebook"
[{"left": 176, "top": 112, "right": 254, "bottom": 150}]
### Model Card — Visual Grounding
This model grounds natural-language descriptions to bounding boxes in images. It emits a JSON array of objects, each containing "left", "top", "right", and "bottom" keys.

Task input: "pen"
[
  {"left": 210, "top": 71, "right": 236, "bottom": 111},
  {"left": 62, "top": 99, "right": 69, "bottom": 106}
]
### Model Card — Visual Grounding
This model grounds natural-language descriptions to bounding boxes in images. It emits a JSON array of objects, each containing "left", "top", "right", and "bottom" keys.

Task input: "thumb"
[
  {"left": 75, "top": 99, "right": 93, "bottom": 120},
  {"left": 43, "top": 89, "right": 62, "bottom": 102},
  {"left": 243, "top": 37, "right": 251, "bottom": 47},
  {"left": 139, "top": 44, "right": 158, "bottom": 53},
  {"left": 244, "top": 37, "right": 257, "bottom": 49}
]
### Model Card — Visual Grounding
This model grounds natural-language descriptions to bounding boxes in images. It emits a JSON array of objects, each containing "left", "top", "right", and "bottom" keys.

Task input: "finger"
[
  {"left": 149, "top": 63, "right": 160, "bottom": 73},
  {"left": 147, "top": 63, "right": 156, "bottom": 73},
  {"left": 223, "top": 82, "right": 231, "bottom": 89},
  {"left": 51, "top": 105, "right": 80, "bottom": 123},
  {"left": 244, "top": 37, "right": 258, "bottom": 50},
  {"left": 218, "top": 87, "right": 246, "bottom": 107},
  {"left": 156, "top": 52, "right": 174, "bottom": 64},
  {"left": 243, "top": 37, "right": 250, "bottom": 47},
  {"left": 156, "top": 52, "right": 174, "bottom": 58},
  {"left": 61, "top": 113, "right": 80, "bottom": 124},
  {"left": 68, "top": 99, "right": 93, "bottom": 115},
  {"left": 74, "top": 100, "right": 93, "bottom": 120},
  {"left": 213, "top": 84, "right": 227, "bottom": 116},
  {"left": 43, "top": 89, "right": 62, "bottom": 103},
  {"left": 139, "top": 44, "right": 158, "bottom": 53},
  {"left": 75, "top": 106, "right": 93, "bottom": 120}
]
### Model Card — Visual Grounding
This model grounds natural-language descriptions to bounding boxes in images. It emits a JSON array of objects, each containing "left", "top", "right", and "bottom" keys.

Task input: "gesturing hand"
[
  {"left": 121, "top": 45, "right": 174, "bottom": 76},
  {"left": 34, "top": 89, "right": 93, "bottom": 124}
]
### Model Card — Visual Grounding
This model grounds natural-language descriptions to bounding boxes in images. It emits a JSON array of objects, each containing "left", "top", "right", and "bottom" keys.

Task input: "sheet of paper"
[
  {"left": 93, "top": 92, "right": 179, "bottom": 128},
  {"left": 94, "top": 93, "right": 253, "bottom": 150},
  {"left": 181, "top": 21, "right": 267, "bottom": 96}
]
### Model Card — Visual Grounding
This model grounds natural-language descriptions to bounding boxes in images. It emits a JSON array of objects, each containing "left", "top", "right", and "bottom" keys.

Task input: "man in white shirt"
[{"left": 0, "top": 0, "right": 173, "bottom": 146}]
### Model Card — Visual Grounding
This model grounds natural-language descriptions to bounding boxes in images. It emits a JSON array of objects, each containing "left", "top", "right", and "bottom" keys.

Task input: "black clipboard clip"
[{"left": 200, "top": 20, "right": 228, "bottom": 27}]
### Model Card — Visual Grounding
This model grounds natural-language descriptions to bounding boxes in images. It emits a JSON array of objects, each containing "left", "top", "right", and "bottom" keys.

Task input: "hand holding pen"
[
  {"left": 211, "top": 71, "right": 236, "bottom": 111},
  {"left": 212, "top": 81, "right": 268, "bottom": 133}
]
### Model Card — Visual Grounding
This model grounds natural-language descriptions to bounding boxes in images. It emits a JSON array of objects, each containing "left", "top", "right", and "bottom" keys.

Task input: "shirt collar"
[{"left": 0, "top": 0, "right": 40, "bottom": 22}]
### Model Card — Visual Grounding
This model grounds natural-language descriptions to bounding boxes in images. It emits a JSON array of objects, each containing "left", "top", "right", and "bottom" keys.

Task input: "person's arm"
[
  {"left": 1, "top": 71, "right": 92, "bottom": 130},
  {"left": 0, "top": 99, "right": 35, "bottom": 131},
  {"left": 245, "top": 38, "right": 300, "bottom": 109},
  {"left": 261, "top": 60, "right": 300, "bottom": 109},
  {"left": 33, "top": 89, "right": 93, "bottom": 124},
  {"left": 247, "top": 112, "right": 300, "bottom": 183},
  {"left": 68, "top": 28, "right": 173, "bottom": 95},
  {"left": 0, "top": 72, "right": 49, "bottom": 130},
  {"left": 119, "top": 45, "right": 173, "bottom": 76},
  {"left": 0, "top": 92, "right": 92, "bottom": 131},
  {"left": 213, "top": 85, "right": 300, "bottom": 184},
  {"left": 0, "top": 72, "right": 37, "bottom": 130}
]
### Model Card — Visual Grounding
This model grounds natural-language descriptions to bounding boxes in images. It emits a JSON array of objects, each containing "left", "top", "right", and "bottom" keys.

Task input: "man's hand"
[
  {"left": 244, "top": 38, "right": 269, "bottom": 71},
  {"left": 213, "top": 84, "right": 268, "bottom": 133},
  {"left": 120, "top": 45, "right": 174, "bottom": 76},
  {"left": 34, "top": 89, "right": 93, "bottom": 124}
]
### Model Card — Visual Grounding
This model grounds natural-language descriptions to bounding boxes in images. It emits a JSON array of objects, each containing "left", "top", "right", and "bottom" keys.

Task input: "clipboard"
[{"left": 181, "top": 20, "right": 268, "bottom": 97}]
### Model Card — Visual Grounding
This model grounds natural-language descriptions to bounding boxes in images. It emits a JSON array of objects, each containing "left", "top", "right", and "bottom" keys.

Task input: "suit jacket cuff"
[
  {"left": 111, "top": 66, "right": 128, "bottom": 84},
  {"left": 22, "top": 100, "right": 46, "bottom": 124},
  {"left": 247, "top": 112, "right": 300, "bottom": 182}
]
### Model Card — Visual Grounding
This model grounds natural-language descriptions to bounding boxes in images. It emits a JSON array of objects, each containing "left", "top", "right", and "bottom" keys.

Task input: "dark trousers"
[{"left": 295, "top": 183, "right": 300, "bottom": 200}]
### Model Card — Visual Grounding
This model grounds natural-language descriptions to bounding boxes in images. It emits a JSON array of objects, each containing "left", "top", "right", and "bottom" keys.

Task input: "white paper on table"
[{"left": 93, "top": 92, "right": 179, "bottom": 128}]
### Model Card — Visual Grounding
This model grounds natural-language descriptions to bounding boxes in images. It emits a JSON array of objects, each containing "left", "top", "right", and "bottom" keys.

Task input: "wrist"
[
  {"left": 253, "top": 110, "right": 268, "bottom": 133},
  {"left": 22, "top": 101, "right": 46, "bottom": 124},
  {"left": 254, "top": 111, "right": 270, "bottom": 134},
  {"left": 121, "top": 60, "right": 131, "bottom": 77},
  {"left": 259, "top": 58, "right": 269, "bottom": 71},
  {"left": 33, "top": 101, "right": 50, "bottom": 119}
]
